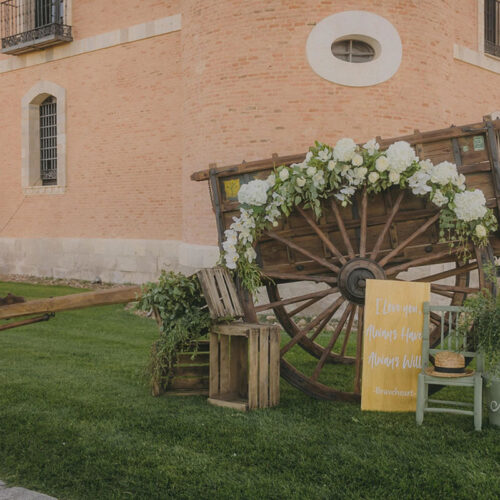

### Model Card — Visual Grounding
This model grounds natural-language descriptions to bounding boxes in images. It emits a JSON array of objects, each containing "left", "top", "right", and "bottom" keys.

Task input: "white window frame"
[{"left": 21, "top": 81, "right": 66, "bottom": 195}]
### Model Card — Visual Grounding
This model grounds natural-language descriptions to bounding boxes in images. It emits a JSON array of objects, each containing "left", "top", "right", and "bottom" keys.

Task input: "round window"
[{"left": 331, "top": 39, "right": 375, "bottom": 63}]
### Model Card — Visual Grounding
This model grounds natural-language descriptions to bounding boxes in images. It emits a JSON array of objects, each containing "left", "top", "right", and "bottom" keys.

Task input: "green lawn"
[{"left": 0, "top": 282, "right": 499, "bottom": 500}]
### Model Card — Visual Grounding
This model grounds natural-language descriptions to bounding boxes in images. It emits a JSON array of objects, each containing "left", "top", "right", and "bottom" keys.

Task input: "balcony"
[
  {"left": 485, "top": 0, "right": 500, "bottom": 58},
  {"left": 0, "top": 0, "right": 72, "bottom": 55}
]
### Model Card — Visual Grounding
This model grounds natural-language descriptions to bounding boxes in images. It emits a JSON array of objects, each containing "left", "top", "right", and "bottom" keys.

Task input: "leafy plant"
[
  {"left": 460, "top": 289, "right": 500, "bottom": 378},
  {"left": 137, "top": 271, "right": 211, "bottom": 393}
]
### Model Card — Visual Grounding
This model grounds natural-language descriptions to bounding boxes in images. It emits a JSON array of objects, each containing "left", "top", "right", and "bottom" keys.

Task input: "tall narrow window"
[
  {"left": 485, "top": 0, "right": 500, "bottom": 57},
  {"left": 40, "top": 96, "right": 57, "bottom": 186}
]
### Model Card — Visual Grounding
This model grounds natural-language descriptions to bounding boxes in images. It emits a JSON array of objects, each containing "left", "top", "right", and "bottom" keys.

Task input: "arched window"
[
  {"left": 22, "top": 81, "right": 66, "bottom": 194},
  {"left": 40, "top": 96, "right": 57, "bottom": 185}
]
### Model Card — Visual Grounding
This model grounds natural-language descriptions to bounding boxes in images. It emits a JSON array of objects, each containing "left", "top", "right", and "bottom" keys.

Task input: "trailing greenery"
[
  {"left": 460, "top": 290, "right": 500, "bottom": 378},
  {"left": 1, "top": 281, "right": 500, "bottom": 500},
  {"left": 137, "top": 271, "right": 211, "bottom": 391}
]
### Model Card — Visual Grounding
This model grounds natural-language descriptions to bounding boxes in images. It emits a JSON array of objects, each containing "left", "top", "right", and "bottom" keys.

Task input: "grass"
[{"left": 0, "top": 281, "right": 499, "bottom": 500}]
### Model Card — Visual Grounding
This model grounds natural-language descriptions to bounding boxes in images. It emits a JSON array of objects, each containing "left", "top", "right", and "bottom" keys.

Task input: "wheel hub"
[{"left": 338, "top": 258, "right": 386, "bottom": 304}]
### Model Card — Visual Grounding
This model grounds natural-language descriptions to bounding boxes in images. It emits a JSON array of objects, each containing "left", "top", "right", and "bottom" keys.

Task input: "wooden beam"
[{"left": 0, "top": 286, "right": 142, "bottom": 321}]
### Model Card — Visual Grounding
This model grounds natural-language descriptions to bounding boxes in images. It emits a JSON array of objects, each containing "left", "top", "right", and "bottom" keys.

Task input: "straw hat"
[{"left": 424, "top": 351, "right": 474, "bottom": 378}]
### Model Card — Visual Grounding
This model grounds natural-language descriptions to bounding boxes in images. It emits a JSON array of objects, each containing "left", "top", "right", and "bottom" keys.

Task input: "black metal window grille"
[
  {"left": 40, "top": 95, "right": 57, "bottom": 186},
  {"left": 331, "top": 39, "right": 375, "bottom": 63},
  {"left": 485, "top": 0, "right": 500, "bottom": 57},
  {"left": 0, "top": 0, "right": 71, "bottom": 53}
]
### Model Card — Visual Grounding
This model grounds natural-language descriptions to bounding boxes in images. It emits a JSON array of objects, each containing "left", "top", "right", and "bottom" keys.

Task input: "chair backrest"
[
  {"left": 422, "top": 302, "right": 481, "bottom": 370},
  {"left": 197, "top": 267, "right": 245, "bottom": 320}
]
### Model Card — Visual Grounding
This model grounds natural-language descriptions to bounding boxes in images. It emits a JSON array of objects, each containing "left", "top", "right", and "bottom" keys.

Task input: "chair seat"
[{"left": 420, "top": 372, "right": 480, "bottom": 387}]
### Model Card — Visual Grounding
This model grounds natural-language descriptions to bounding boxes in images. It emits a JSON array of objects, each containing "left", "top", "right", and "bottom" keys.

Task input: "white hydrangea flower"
[
  {"left": 431, "top": 189, "right": 448, "bottom": 207},
  {"left": 333, "top": 138, "right": 357, "bottom": 162},
  {"left": 317, "top": 148, "right": 331, "bottom": 162},
  {"left": 363, "top": 138, "right": 379, "bottom": 155},
  {"left": 327, "top": 160, "right": 336, "bottom": 171},
  {"left": 388, "top": 171, "right": 400, "bottom": 184},
  {"left": 306, "top": 166, "right": 317, "bottom": 177},
  {"left": 429, "top": 161, "right": 459, "bottom": 186},
  {"left": 279, "top": 168, "right": 290, "bottom": 181},
  {"left": 237, "top": 179, "right": 269, "bottom": 206},
  {"left": 368, "top": 171, "right": 379, "bottom": 183},
  {"left": 419, "top": 159, "right": 433, "bottom": 173},
  {"left": 408, "top": 171, "right": 431, "bottom": 195},
  {"left": 475, "top": 224, "right": 487, "bottom": 238},
  {"left": 296, "top": 177, "right": 306, "bottom": 187},
  {"left": 386, "top": 141, "right": 418, "bottom": 174},
  {"left": 351, "top": 153, "right": 363, "bottom": 167},
  {"left": 454, "top": 190, "right": 487, "bottom": 221},
  {"left": 375, "top": 156, "right": 390, "bottom": 172}
]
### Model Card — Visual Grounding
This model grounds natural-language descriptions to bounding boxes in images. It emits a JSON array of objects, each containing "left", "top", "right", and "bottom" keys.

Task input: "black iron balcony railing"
[
  {"left": 0, "top": 0, "right": 72, "bottom": 55},
  {"left": 485, "top": 0, "right": 500, "bottom": 57}
]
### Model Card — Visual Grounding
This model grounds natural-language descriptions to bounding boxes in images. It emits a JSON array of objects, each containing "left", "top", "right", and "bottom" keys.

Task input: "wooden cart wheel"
[{"left": 254, "top": 187, "right": 495, "bottom": 402}]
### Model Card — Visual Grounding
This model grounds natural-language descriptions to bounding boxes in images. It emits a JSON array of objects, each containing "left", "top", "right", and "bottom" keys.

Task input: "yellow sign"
[
  {"left": 361, "top": 279, "right": 430, "bottom": 412},
  {"left": 223, "top": 178, "right": 241, "bottom": 199}
]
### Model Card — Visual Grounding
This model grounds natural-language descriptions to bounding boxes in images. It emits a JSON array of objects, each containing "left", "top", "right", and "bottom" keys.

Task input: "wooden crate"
[
  {"left": 208, "top": 323, "right": 280, "bottom": 411},
  {"left": 160, "top": 340, "right": 210, "bottom": 396}
]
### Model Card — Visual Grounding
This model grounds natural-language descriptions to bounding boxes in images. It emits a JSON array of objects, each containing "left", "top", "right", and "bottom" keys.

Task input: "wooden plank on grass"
[
  {"left": 219, "top": 335, "right": 230, "bottom": 394},
  {"left": 259, "top": 327, "right": 270, "bottom": 407},
  {"left": 209, "top": 333, "right": 219, "bottom": 398},
  {"left": 248, "top": 328, "right": 259, "bottom": 409},
  {"left": 269, "top": 326, "right": 280, "bottom": 406}
]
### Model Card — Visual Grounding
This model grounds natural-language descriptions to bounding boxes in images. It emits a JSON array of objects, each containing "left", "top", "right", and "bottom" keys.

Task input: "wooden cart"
[{"left": 191, "top": 118, "right": 500, "bottom": 402}]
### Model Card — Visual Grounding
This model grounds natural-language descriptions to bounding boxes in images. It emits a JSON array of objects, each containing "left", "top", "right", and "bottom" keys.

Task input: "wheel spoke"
[
  {"left": 370, "top": 191, "right": 405, "bottom": 261},
  {"left": 340, "top": 305, "right": 357, "bottom": 356},
  {"left": 354, "top": 306, "right": 364, "bottom": 394},
  {"left": 308, "top": 300, "right": 342, "bottom": 342},
  {"left": 254, "top": 287, "right": 339, "bottom": 313},
  {"left": 310, "top": 304, "right": 354, "bottom": 381},
  {"left": 280, "top": 296, "right": 345, "bottom": 356},
  {"left": 288, "top": 296, "right": 324, "bottom": 318},
  {"left": 385, "top": 248, "right": 455, "bottom": 276},
  {"left": 359, "top": 187, "right": 368, "bottom": 258},
  {"left": 296, "top": 206, "right": 347, "bottom": 265},
  {"left": 265, "top": 231, "right": 341, "bottom": 273},
  {"left": 263, "top": 271, "right": 337, "bottom": 284},
  {"left": 430, "top": 284, "right": 481, "bottom": 294},
  {"left": 330, "top": 199, "right": 355, "bottom": 259},
  {"left": 378, "top": 212, "right": 440, "bottom": 267},
  {"left": 412, "top": 262, "right": 477, "bottom": 283}
]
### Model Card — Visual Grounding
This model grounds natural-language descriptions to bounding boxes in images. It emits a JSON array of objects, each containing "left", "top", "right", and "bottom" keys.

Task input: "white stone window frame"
[
  {"left": 21, "top": 81, "right": 66, "bottom": 195},
  {"left": 453, "top": 1, "right": 500, "bottom": 74},
  {"left": 306, "top": 11, "right": 403, "bottom": 87}
]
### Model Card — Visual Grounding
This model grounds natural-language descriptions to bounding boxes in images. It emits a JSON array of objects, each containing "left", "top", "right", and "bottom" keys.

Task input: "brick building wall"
[{"left": 0, "top": 0, "right": 498, "bottom": 282}]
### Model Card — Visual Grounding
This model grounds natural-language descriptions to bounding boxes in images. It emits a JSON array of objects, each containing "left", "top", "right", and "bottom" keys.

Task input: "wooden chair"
[
  {"left": 197, "top": 267, "right": 280, "bottom": 411},
  {"left": 416, "top": 302, "right": 483, "bottom": 431}
]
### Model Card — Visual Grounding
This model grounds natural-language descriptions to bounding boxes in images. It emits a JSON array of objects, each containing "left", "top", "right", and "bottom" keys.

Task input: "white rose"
[
  {"left": 375, "top": 156, "right": 390, "bottom": 172},
  {"left": 351, "top": 153, "right": 363, "bottom": 167},
  {"left": 306, "top": 166, "right": 317, "bottom": 177},
  {"left": 266, "top": 173, "right": 276, "bottom": 187},
  {"left": 386, "top": 141, "right": 418, "bottom": 174},
  {"left": 431, "top": 189, "right": 448, "bottom": 207},
  {"left": 296, "top": 177, "right": 306, "bottom": 187},
  {"left": 454, "top": 189, "right": 487, "bottom": 221},
  {"left": 333, "top": 138, "right": 357, "bottom": 162},
  {"left": 368, "top": 171, "right": 379, "bottom": 183},
  {"left": 312, "top": 171, "right": 325, "bottom": 188},
  {"left": 305, "top": 151, "right": 313, "bottom": 162},
  {"left": 475, "top": 224, "right": 487, "bottom": 238},
  {"left": 327, "top": 160, "right": 336, "bottom": 171},
  {"left": 279, "top": 168, "right": 290, "bottom": 181},
  {"left": 354, "top": 167, "right": 368, "bottom": 180},
  {"left": 363, "top": 138, "right": 379, "bottom": 155},
  {"left": 388, "top": 171, "right": 400, "bottom": 184}
]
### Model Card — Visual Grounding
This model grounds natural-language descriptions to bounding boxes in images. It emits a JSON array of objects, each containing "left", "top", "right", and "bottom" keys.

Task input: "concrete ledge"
[
  {"left": 0, "top": 237, "right": 219, "bottom": 284},
  {"left": 0, "top": 14, "right": 181, "bottom": 75}
]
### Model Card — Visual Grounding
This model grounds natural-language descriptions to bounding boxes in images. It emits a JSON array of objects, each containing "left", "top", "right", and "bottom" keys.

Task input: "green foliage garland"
[{"left": 137, "top": 271, "right": 211, "bottom": 392}]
